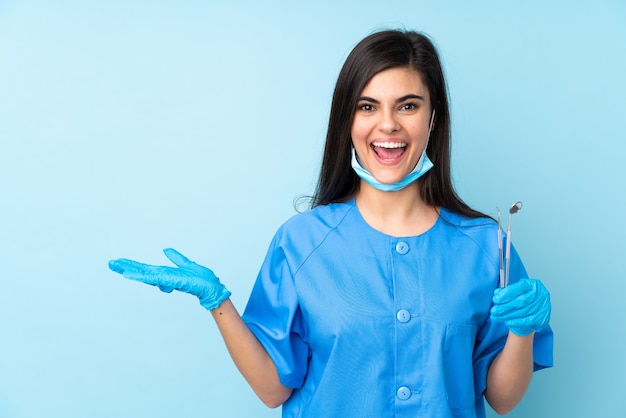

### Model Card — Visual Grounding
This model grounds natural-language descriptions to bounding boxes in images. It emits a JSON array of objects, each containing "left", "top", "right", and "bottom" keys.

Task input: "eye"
[
  {"left": 358, "top": 103, "right": 374, "bottom": 112},
  {"left": 400, "top": 102, "right": 418, "bottom": 111}
]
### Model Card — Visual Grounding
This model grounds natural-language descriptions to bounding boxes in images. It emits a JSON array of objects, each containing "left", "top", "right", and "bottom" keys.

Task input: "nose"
[{"left": 378, "top": 109, "right": 399, "bottom": 133}]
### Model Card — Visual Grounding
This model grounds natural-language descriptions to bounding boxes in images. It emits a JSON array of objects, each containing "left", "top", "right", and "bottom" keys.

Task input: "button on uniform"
[
  {"left": 396, "top": 309, "right": 411, "bottom": 323},
  {"left": 395, "top": 241, "right": 409, "bottom": 255},
  {"left": 396, "top": 386, "right": 411, "bottom": 400}
]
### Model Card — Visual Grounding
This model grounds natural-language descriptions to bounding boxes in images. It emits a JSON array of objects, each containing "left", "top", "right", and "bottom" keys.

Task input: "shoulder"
[
  {"left": 268, "top": 201, "right": 356, "bottom": 266},
  {"left": 277, "top": 200, "right": 356, "bottom": 240},
  {"left": 437, "top": 207, "right": 498, "bottom": 248},
  {"left": 438, "top": 207, "right": 495, "bottom": 229}
]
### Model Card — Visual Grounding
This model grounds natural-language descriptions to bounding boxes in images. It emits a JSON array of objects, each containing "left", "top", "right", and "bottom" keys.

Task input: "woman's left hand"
[
  {"left": 109, "top": 248, "right": 231, "bottom": 311},
  {"left": 490, "top": 278, "right": 551, "bottom": 336}
]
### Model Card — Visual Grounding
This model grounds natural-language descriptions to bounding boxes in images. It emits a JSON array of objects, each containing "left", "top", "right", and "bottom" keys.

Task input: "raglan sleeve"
[{"left": 242, "top": 229, "right": 310, "bottom": 389}]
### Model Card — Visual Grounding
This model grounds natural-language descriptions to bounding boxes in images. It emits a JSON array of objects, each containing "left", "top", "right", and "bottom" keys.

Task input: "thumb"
[
  {"left": 163, "top": 248, "right": 194, "bottom": 268},
  {"left": 492, "top": 278, "right": 533, "bottom": 305}
]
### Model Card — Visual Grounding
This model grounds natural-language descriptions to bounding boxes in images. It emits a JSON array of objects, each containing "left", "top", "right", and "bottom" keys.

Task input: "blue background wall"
[{"left": 1, "top": 1, "right": 624, "bottom": 417}]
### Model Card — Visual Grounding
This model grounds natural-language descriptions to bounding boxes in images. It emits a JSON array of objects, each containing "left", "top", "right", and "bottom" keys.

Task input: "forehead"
[{"left": 361, "top": 67, "right": 428, "bottom": 97}]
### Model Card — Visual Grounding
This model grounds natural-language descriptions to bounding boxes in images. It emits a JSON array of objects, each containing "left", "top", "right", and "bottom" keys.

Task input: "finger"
[
  {"left": 163, "top": 248, "right": 194, "bottom": 268},
  {"left": 108, "top": 258, "right": 153, "bottom": 275},
  {"left": 493, "top": 279, "right": 533, "bottom": 304},
  {"left": 124, "top": 267, "right": 186, "bottom": 293},
  {"left": 110, "top": 259, "right": 174, "bottom": 286},
  {"left": 493, "top": 291, "right": 538, "bottom": 312},
  {"left": 109, "top": 259, "right": 125, "bottom": 275},
  {"left": 491, "top": 299, "right": 541, "bottom": 321}
]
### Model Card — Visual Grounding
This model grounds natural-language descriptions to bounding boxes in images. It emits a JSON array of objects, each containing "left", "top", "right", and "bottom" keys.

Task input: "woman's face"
[{"left": 351, "top": 67, "right": 433, "bottom": 187}]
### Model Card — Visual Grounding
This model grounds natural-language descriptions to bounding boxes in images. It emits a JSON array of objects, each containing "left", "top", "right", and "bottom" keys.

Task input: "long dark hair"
[{"left": 310, "top": 29, "right": 485, "bottom": 219}]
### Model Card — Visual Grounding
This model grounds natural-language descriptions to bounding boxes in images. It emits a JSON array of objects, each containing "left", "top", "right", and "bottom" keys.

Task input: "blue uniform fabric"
[{"left": 242, "top": 200, "right": 553, "bottom": 418}]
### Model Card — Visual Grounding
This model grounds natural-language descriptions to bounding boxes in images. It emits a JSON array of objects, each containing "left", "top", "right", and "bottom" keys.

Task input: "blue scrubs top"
[{"left": 242, "top": 200, "right": 553, "bottom": 418}]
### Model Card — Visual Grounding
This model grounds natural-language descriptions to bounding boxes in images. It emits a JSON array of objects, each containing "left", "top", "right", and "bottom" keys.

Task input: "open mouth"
[{"left": 371, "top": 141, "right": 407, "bottom": 161}]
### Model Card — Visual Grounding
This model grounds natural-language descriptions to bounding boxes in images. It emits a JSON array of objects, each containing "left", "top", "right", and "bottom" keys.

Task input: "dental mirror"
[
  {"left": 504, "top": 201, "right": 523, "bottom": 287},
  {"left": 509, "top": 201, "right": 523, "bottom": 215}
]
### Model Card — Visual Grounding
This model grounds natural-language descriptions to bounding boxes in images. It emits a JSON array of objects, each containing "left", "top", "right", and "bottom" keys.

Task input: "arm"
[
  {"left": 109, "top": 248, "right": 292, "bottom": 408},
  {"left": 484, "top": 332, "right": 534, "bottom": 414},
  {"left": 211, "top": 299, "right": 293, "bottom": 408},
  {"left": 487, "top": 278, "right": 551, "bottom": 415}
]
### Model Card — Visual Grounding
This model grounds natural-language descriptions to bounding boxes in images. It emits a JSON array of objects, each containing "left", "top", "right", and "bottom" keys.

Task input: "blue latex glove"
[
  {"left": 490, "top": 278, "right": 551, "bottom": 337},
  {"left": 108, "top": 248, "right": 231, "bottom": 310}
]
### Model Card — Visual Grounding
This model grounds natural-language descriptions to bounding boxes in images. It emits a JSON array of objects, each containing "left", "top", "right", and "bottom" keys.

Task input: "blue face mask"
[{"left": 351, "top": 110, "right": 435, "bottom": 192}]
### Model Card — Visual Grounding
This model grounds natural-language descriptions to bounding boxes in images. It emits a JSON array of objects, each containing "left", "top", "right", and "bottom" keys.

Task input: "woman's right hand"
[{"left": 108, "top": 248, "right": 231, "bottom": 310}]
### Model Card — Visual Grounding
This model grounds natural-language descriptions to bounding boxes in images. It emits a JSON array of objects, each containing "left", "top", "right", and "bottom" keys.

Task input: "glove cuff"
[{"left": 199, "top": 284, "right": 232, "bottom": 310}]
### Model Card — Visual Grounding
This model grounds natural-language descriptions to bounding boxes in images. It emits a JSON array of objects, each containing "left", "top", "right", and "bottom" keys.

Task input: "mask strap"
[
  {"left": 421, "top": 109, "right": 436, "bottom": 157},
  {"left": 427, "top": 109, "right": 436, "bottom": 138}
]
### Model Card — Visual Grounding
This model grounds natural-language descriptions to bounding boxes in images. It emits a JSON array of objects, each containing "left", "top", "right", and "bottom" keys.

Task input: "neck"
[{"left": 355, "top": 180, "right": 438, "bottom": 237}]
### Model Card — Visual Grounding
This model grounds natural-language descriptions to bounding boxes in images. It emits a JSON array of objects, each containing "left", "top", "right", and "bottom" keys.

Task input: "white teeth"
[{"left": 372, "top": 142, "right": 406, "bottom": 149}]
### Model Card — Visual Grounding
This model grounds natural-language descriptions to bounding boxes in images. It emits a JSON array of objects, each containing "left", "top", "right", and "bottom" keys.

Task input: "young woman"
[{"left": 109, "top": 29, "right": 553, "bottom": 418}]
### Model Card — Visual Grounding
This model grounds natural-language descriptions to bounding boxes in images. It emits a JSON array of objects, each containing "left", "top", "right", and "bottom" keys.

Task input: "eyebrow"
[{"left": 357, "top": 94, "right": 426, "bottom": 104}]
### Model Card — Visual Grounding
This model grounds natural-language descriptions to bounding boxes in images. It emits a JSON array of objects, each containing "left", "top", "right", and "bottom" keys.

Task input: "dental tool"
[
  {"left": 497, "top": 207, "right": 504, "bottom": 288},
  {"left": 504, "top": 201, "right": 523, "bottom": 287}
]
